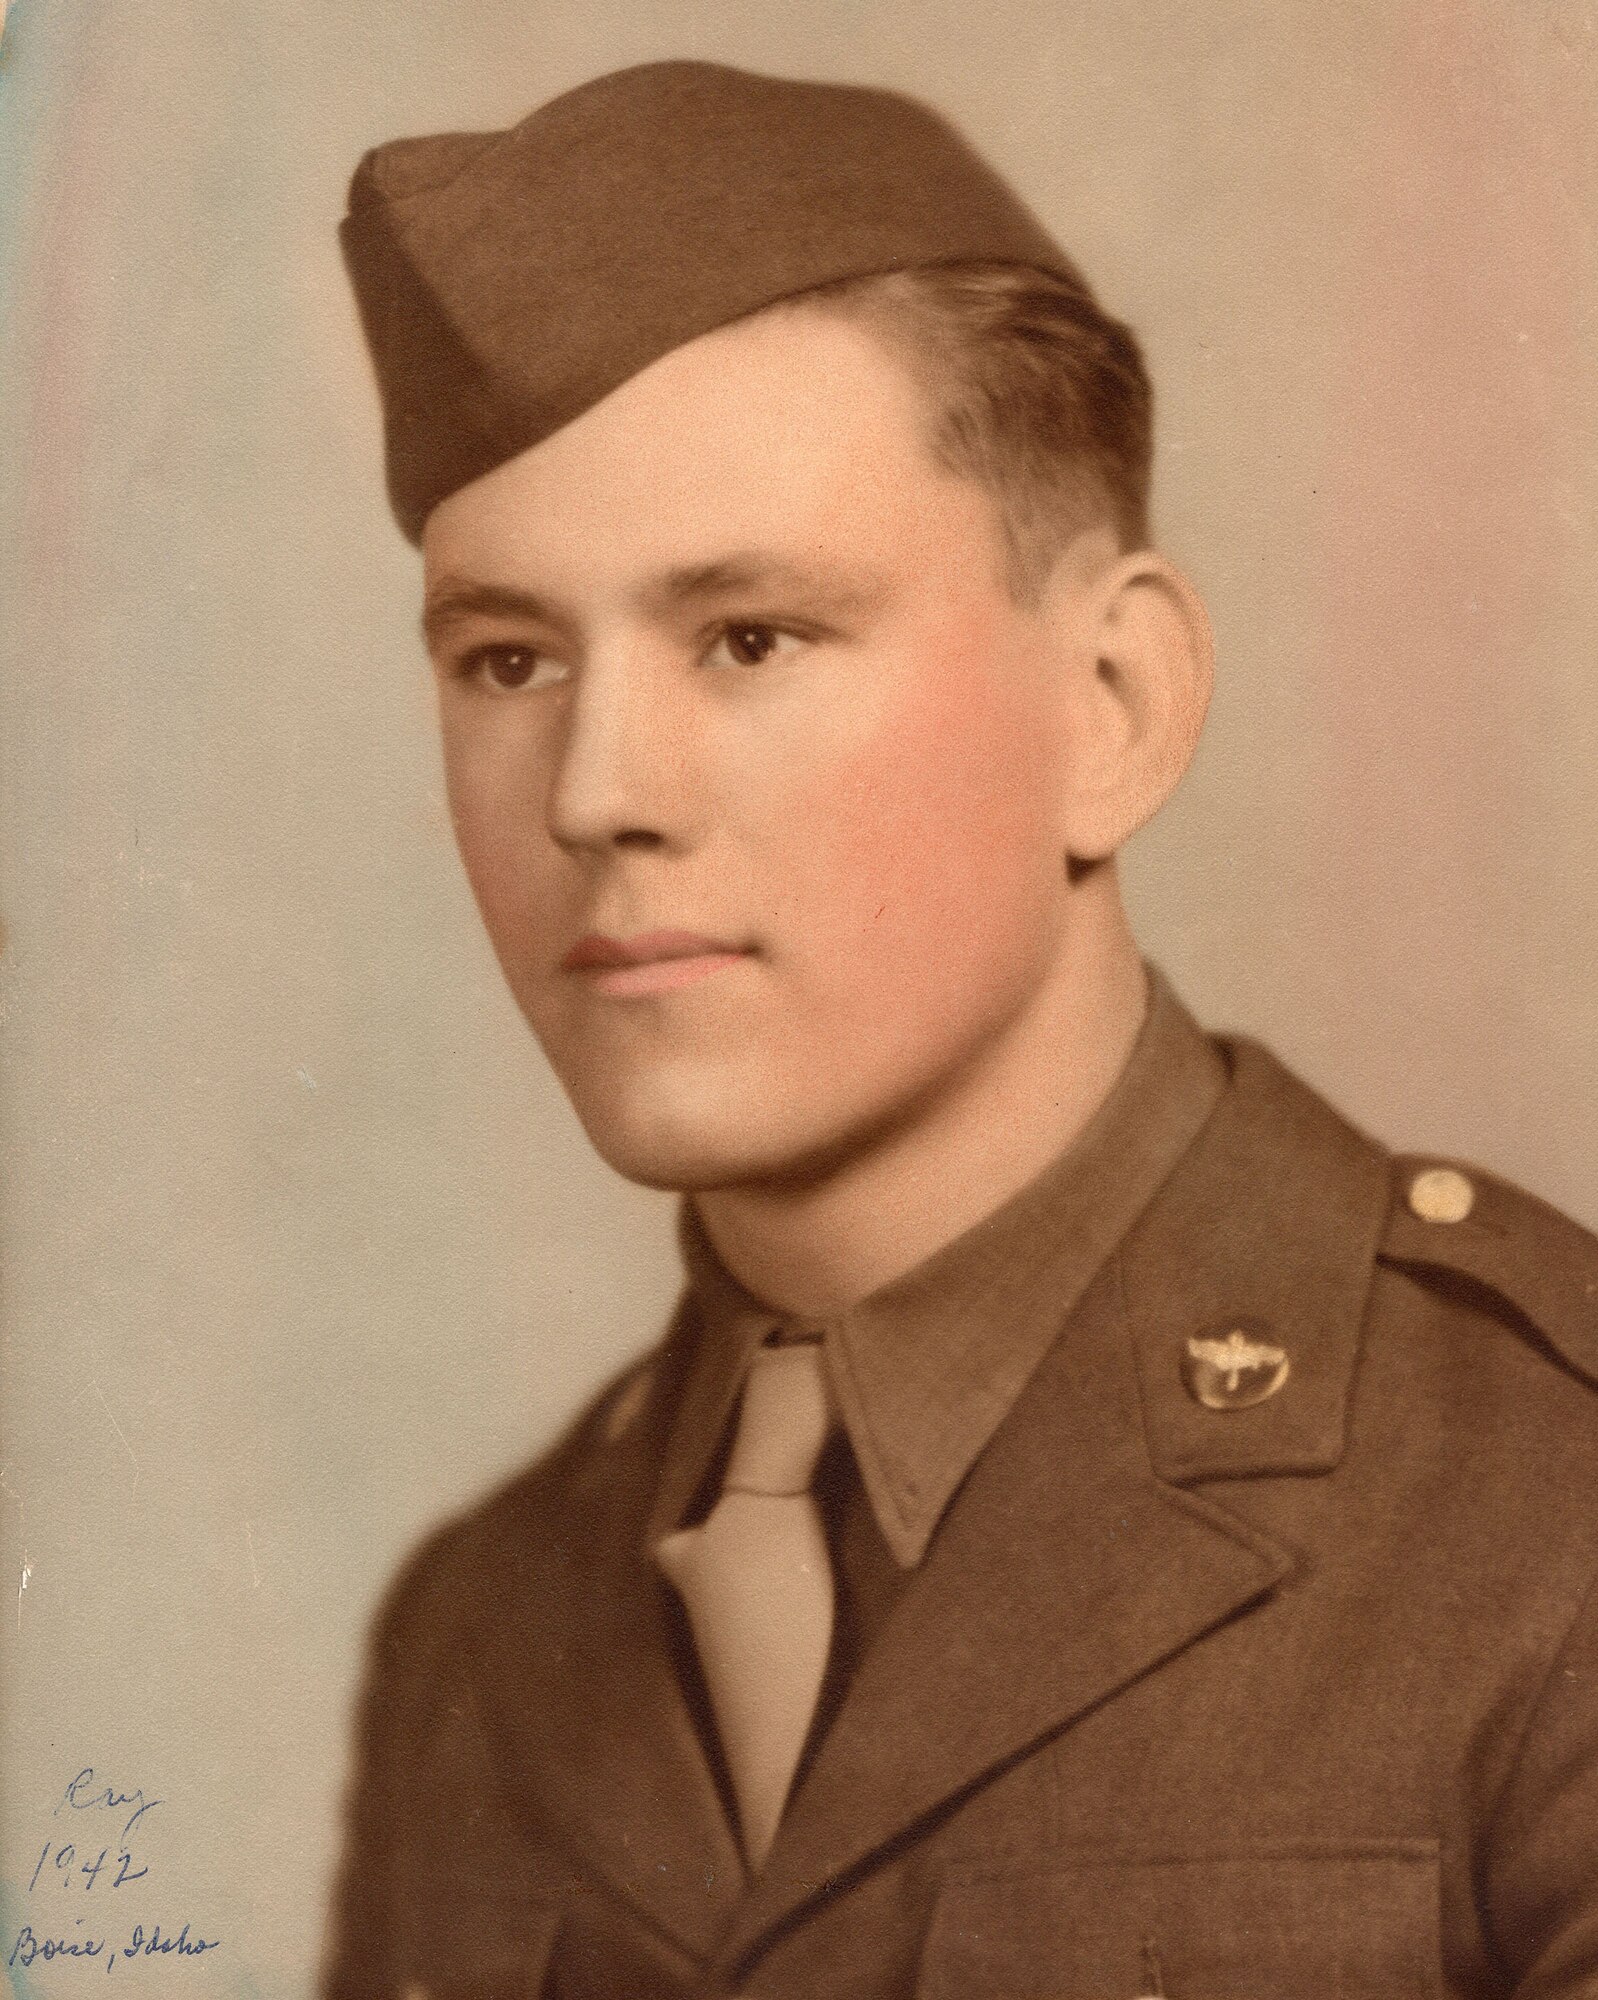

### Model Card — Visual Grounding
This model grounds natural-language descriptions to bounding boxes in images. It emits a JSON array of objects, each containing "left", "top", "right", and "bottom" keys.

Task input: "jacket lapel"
[
  {"left": 1125, "top": 1038, "right": 1390, "bottom": 1482},
  {"left": 717, "top": 1034, "right": 1391, "bottom": 1970},
  {"left": 467, "top": 1331, "right": 747, "bottom": 1960},
  {"left": 716, "top": 1256, "right": 1293, "bottom": 1965}
]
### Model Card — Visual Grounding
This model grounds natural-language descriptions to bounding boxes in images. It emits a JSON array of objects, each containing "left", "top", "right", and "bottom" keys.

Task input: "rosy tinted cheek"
[{"left": 806, "top": 634, "right": 1055, "bottom": 951}]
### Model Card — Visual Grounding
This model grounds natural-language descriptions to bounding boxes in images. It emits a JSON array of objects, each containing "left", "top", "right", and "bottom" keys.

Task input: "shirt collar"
[{"left": 647, "top": 965, "right": 1227, "bottom": 1566}]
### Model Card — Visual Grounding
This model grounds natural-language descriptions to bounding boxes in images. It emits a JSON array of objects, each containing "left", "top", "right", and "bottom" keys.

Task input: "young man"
[{"left": 328, "top": 60, "right": 1598, "bottom": 2000}]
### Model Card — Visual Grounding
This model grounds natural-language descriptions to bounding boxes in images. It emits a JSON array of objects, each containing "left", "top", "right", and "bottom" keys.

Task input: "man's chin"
[
  {"left": 564, "top": 1081, "right": 847, "bottom": 1196},
  {"left": 574, "top": 1110, "right": 785, "bottom": 1194}
]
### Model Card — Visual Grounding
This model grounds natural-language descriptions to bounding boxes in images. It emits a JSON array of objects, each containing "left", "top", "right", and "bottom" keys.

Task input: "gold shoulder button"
[
  {"left": 1408, "top": 1165, "right": 1476, "bottom": 1225},
  {"left": 1381, "top": 1154, "right": 1598, "bottom": 1390}
]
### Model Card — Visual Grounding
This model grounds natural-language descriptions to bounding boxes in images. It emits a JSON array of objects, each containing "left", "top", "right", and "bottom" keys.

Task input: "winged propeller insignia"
[
  {"left": 1182, "top": 1324, "right": 1292, "bottom": 1410},
  {"left": 1188, "top": 1328, "right": 1286, "bottom": 1390}
]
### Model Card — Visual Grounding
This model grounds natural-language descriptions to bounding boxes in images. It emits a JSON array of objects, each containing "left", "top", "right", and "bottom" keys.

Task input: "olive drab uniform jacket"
[{"left": 324, "top": 984, "right": 1598, "bottom": 2000}]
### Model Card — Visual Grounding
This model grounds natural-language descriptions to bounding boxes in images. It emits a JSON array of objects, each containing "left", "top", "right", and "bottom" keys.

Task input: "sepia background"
[{"left": 1, "top": 1, "right": 1594, "bottom": 1993}]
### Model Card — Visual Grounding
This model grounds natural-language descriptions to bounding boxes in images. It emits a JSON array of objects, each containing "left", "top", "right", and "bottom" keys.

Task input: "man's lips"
[{"left": 561, "top": 930, "right": 753, "bottom": 998}]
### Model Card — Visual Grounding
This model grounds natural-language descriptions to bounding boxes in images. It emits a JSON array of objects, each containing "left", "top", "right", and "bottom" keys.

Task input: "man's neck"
[{"left": 693, "top": 885, "right": 1150, "bottom": 1317}]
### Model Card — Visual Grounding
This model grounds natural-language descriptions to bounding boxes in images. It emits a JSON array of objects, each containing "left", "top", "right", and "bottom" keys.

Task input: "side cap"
[{"left": 341, "top": 60, "right": 1084, "bottom": 541}]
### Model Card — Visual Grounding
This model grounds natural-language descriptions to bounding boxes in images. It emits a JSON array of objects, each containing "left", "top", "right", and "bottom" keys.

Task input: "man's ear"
[{"left": 1040, "top": 535, "right": 1214, "bottom": 863}]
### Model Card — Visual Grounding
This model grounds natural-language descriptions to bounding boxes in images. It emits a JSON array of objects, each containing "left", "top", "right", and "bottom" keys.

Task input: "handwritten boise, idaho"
[{"left": 7, "top": 1768, "right": 220, "bottom": 1975}]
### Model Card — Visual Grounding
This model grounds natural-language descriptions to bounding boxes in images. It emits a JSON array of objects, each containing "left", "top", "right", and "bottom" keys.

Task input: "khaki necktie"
[{"left": 655, "top": 1339, "right": 835, "bottom": 1869}]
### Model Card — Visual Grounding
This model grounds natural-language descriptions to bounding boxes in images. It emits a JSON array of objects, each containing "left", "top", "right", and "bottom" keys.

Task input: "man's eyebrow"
[
  {"left": 420, "top": 579, "right": 565, "bottom": 647},
  {"left": 421, "top": 556, "right": 890, "bottom": 647},
  {"left": 640, "top": 554, "right": 890, "bottom": 617}
]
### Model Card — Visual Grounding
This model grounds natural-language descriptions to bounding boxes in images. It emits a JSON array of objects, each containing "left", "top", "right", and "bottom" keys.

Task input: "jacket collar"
[{"left": 652, "top": 965, "right": 1228, "bottom": 1566}]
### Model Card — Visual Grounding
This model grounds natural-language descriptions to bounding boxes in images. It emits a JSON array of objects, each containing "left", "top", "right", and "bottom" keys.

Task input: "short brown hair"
[{"left": 782, "top": 260, "right": 1153, "bottom": 599}]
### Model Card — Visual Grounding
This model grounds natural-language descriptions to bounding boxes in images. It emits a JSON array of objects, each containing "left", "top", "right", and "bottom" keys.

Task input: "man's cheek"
[{"left": 803, "top": 745, "right": 1043, "bottom": 959}]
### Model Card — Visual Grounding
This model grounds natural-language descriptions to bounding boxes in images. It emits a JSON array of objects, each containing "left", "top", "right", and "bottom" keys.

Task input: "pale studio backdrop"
[{"left": 1, "top": 1, "right": 1595, "bottom": 1994}]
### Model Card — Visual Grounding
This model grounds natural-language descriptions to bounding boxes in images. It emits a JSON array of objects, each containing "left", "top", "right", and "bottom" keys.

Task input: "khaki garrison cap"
[{"left": 341, "top": 60, "right": 1083, "bottom": 541}]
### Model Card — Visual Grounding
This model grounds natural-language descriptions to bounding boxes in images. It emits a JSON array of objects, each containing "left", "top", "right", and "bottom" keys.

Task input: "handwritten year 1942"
[{"left": 29, "top": 1768, "right": 161, "bottom": 1895}]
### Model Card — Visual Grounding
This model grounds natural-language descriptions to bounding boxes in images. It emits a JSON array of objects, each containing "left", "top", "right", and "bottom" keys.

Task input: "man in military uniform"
[{"left": 326, "top": 60, "right": 1598, "bottom": 2000}]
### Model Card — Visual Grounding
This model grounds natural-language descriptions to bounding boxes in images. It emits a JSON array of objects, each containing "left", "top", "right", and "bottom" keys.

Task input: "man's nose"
[{"left": 544, "top": 647, "right": 691, "bottom": 857}]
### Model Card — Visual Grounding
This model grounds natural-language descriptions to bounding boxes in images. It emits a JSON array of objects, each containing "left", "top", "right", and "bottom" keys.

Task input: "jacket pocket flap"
[{"left": 918, "top": 1841, "right": 1442, "bottom": 2000}]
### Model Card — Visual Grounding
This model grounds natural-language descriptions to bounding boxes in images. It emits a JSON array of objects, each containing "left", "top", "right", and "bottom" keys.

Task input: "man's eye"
[
  {"left": 461, "top": 644, "right": 566, "bottom": 691},
  {"left": 705, "top": 624, "right": 800, "bottom": 670}
]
